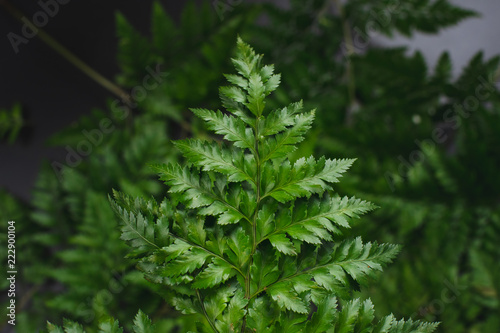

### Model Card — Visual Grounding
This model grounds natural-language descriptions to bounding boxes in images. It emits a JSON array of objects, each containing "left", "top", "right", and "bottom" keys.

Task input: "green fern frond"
[{"left": 109, "top": 38, "right": 436, "bottom": 332}]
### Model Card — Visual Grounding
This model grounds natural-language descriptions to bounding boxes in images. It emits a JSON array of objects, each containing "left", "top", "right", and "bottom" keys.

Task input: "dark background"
[{"left": 0, "top": 0, "right": 190, "bottom": 200}]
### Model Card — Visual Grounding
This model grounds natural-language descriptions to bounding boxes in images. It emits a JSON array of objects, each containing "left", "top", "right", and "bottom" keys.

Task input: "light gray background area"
[
  {"left": 374, "top": 0, "right": 500, "bottom": 76},
  {"left": 265, "top": 0, "right": 500, "bottom": 75}
]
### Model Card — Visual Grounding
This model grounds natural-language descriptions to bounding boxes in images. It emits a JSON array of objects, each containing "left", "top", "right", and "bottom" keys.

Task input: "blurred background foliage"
[
  {"left": 0, "top": 103, "right": 26, "bottom": 144},
  {"left": 0, "top": 0, "right": 499, "bottom": 332}
]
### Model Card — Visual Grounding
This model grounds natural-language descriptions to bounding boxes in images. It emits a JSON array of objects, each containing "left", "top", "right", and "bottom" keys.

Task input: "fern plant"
[{"left": 49, "top": 38, "right": 437, "bottom": 332}]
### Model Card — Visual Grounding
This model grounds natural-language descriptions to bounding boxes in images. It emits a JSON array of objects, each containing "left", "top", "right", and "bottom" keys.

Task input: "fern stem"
[
  {"left": 244, "top": 116, "right": 260, "bottom": 297},
  {"left": 241, "top": 115, "right": 263, "bottom": 331},
  {"left": 196, "top": 290, "right": 220, "bottom": 333},
  {"left": 0, "top": 0, "right": 132, "bottom": 105}
]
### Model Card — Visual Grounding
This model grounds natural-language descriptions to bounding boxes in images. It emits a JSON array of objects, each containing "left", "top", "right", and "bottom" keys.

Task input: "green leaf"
[
  {"left": 115, "top": 13, "right": 153, "bottom": 86},
  {"left": 250, "top": 250, "right": 280, "bottom": 296},
  {"left": 198, "top": 183, "right": 252, "bottom": 226},
  {"left": 261, "top": 101, "right": 303, "bottom": 137},
  {"left": 163, "top": 239, "right": 192, "bottom": 262},
  {"left": 256, "top": 202, "right": 277, "bottom": 241},
  {"left": 224, "top": 73, "right": 248, "bottom": 89},
  {"left": 346, "top": 0, "right": 477, "bottom": 37},
  {"left": 192, "top": 258, "right": 236, "bottom": 289},
  {"left": 335, "top": 299, "right": 361, "bottom": 333},
  {"left": 263, "top": 238, "right": 400, "bottom": 303},
  {"left": 153, "top": 163, "right": 216, "bottom": 208},
  {"left": 220, "top": 85, "right": 247, "bottom": 104},
  {"left": 62, "top": 319, "right": 86, "bottom": 333},
  {"left": 387, "top": 318, "right": 440, "bottom": 333},
  {"left": 217, "top": 206, "right": 247, "bottom": 225},
  {"left": 267, "top": 281, "right": 309, "bottom": 314},
  {"left": 246, "top": 72, "right": 266, "bottom": 116},
  {"left": 162, "top": 247, "right": 213, "bottom": 277},
  {"left": 334, "top": 238, "right": 400, "bottom": 282},
  {"left": 274, "top": 312, "right": 308, "bottom": 333},
  {"left": 265, "top": 73, "right": 281, "bottom": 94},
  {"left": 202, "top": 285, "right": 238, "bottom": 323},
  {"left": 109, "top": 193, "right": 169, "bottom": 256},
  {"left": 247, "top": 297, "right": 276, "bottom": 333},
  {"left": 268, "top": 233, "right": 297, "bottom": 255},
  {"left": 151, "top": 1, "right": 176, "bottom": 55},
  {"left": 156, "top": 168, "right": 249, "bottom": 227},
  {"left": 172, "top": 297, "right": 198, "bottom": 315},
  {"left": 232, "top": 37, "right": 261, "bottom": 78},
  {"left": 98, "top": 318, "right": 124, "bottom": 333},
  {"left": 191, "top": 108, "right": 256, "bottom": 151},
  {"left": 116, "top": 209, "right": 156, "bottom": 250},
  {"left": 260, "top": 111, "right": 316, "bottom": 161},
  {"left": 0, "top": 103, "right": 24, "bottom": 144},
  {"left": 175, "top": 139, "right": 255, "bottom": 183},
  {"left": 355, "top": 299, "right": 376, "bottom": 333},
  {"left": 432, "top": 52, "right": 452, "bottom": 83},
  {"left": 227, "top": 227, "right": 252, "bottom": 267},
  {"left": 265, "top": 157, "right": 355, "bottom": 202},
  {"left": 46, "top": 320, "right": 85, "bottom": 333},
  {"left": 46, "top": 322, "right": 65, "bottom": 333},
  {"left": 373, "top": 314, "right": 395, "bottom": 333},
  {"left": 215, "top": 290, "right": 248, "bottom": 332},
  {"left": 132, "top": 310, "right": 155, "bottom": 333},
  {"left": 267, "top": 196, "right": 377, "bottom": 245},
  {"left": 306, "top": 295, "right": 338, "bottom": 332}
]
